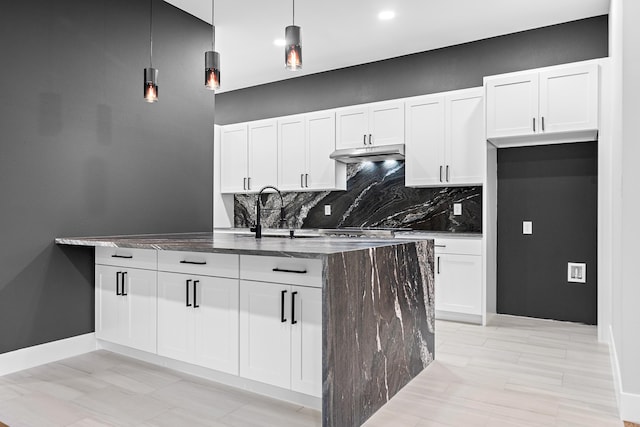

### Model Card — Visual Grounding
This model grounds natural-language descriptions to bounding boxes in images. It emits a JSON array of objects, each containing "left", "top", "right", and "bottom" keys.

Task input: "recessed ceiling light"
[
  {"left": 273, "top": 38, "right": 286, "bottom": 47},
  {"left": 378, "top": 10, "right": 395, "bottom": 21}
]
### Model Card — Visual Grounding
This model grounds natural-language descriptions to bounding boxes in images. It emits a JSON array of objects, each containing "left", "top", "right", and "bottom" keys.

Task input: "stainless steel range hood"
[{"left": 329, "top": 143, "right": 405, "bottom": 164}]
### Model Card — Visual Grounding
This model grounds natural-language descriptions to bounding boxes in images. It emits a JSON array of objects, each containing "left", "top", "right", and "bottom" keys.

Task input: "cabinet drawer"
[
  {"left": 434, "top": 238, "right": 482, "bottom": 256},
  {"left": 240, "top": 255, "right": 322, "bottom": 288},
  {"left": 95, "top": 247, "right": 157, "bottom": 270},
  {"left": 157, "top": 250, "right": 239, "bottom": 278}
]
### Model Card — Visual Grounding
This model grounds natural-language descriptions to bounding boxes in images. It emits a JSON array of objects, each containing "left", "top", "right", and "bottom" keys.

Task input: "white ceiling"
[{"left": 165, "top": 0, "right": 610, "bottom": 93}]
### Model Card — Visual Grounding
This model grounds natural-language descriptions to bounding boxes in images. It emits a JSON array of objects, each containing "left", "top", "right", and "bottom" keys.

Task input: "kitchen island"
[{"left": 56, "top": 232, "right": 435, "bottom": 427}]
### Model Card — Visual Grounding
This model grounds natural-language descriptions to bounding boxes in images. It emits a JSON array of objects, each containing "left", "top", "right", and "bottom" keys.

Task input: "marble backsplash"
[{"left": 234, "top": 161, "right": 482, "bottom": 232}]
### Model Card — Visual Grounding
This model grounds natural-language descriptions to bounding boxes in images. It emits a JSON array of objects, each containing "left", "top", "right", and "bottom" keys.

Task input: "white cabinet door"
[
  {"left": 278, "top": 116, "right": 306, "bottom": 191},
  {"left": 336, "top": 106, "right": 369, "bottom": 149},
  {"left": 306, "top": 111, "right": 338, "bottom": 191},
  {"left": 157, "top": 272, "right": 193, "bottom": 362},
  {"left": 290, "top": 286, "right": 322, "bottom": 397},
  {"left": 95, "top": 265, "right": 122, "bottom": 345},
  {"left": 539, "top": 63, "right": 598, "bottom": 134},
  {"left": 445, "top": 89, "right": 484, "bottom": 185},
  {"left": 405, "top": 95, "right": 446, "bottom": 187},
  {"left": 369, "top": 101, "right": 405, "bottom": 146},
  {"left": 248, "top": 119, "right": 278, "bottom": 191},
  {"left": 239, "top": 280, "right": 291, "bottom": 389},
  {"left": 435, "top": 253, "right": 482, "bottom": 316},
  {"left": 486, "top": 72, "right": 539, "bottom": 139},
  {"left": 220, "top": 124, "right": 249, "bottom": 193},
  {"left": 95, "top": 265, "right": 156, "bottom": 353},
  {"left": 193, "top": 276, "right": 239, "bottom": 375},
  {"left": 122, "top": 268, "right": 157, "bottom": 353}
]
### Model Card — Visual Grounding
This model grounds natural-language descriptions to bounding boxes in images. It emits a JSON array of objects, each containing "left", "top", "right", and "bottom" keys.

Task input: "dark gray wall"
[
  {"left": 215, "top": 15, "right": 608, "bottom": 124},
  {"left": 0, "top": 0, "right": 214, "bottom": 354},
  {"left": 497, "top": 143, "right": 598, "bottom": 324}
]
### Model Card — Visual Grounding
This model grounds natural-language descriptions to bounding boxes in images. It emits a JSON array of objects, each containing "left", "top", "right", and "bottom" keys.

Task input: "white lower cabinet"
[
  {"left": 95, "top": 264, "right": 157, "bottom": 353},
  {"left": 239, "top": 279, "right": 322, "bottom": 398},
  {"left": 157, "top": 271, "right": 239, "bottom": 375},
  {"left": 434, "top": 238, "right": 483, "bottom": 321}
]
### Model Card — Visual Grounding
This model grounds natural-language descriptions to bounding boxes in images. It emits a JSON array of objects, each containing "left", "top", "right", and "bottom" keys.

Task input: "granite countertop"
[{"left": 55, "top": 231, "right": 425, "bottom": 258}]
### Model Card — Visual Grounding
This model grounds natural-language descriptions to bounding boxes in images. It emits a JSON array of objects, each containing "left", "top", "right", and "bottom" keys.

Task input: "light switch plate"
[
  {"left": 324, "top": 205, "right": 331, "bottom": 216},
  {"left": 453, "top": 203, "right": 462, "bottom": 216},
  {"left": 568, "top": 262, "right": 586, "bottom": 283},
  {"left": 523, "top": 221, "right": 533, "bottom": 235}
]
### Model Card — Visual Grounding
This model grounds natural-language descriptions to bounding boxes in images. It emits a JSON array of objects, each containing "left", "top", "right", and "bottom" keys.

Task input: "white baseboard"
[
  {"left": 609, "top": 326, "right": 640, "bottom": 423},
  {"left": 98, "top": 340, "right": 322, "bottom": 411},
  {"left": 436, "top": 310, "right": 482, "bottom": 324},
  {"left": 0, "top": 333, "right": 97, "bottom": 376}
]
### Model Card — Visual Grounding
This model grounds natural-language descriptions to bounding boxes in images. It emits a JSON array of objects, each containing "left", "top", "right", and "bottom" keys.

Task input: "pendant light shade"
[
  {"left": 144, "top": 0, "right": 158, "bottom": 103},
  {"left": 205, "top": 0, "right": 221, "bottom": 90},
  {"left": 144, "top": 67, "right": 158, "bottom": 103},
  {"left": 285, "top": 0, "right": 302, "bottom": 70}
]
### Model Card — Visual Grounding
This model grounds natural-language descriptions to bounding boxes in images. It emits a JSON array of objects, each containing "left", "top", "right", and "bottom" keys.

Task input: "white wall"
[
  {"left": 213, "top": 124, "right": 234, "bottom": 228},
  {"left": 609, "top": 0, "right": 640, "bottom": 421}
]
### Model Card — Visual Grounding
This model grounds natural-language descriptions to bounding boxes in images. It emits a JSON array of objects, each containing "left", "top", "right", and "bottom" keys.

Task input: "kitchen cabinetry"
[
  {"left": 239, "top": 255, "right": 323, "bottom": 398},
  {"left": 95, "top": 248, "right": 157, "bottom": 353},
  {"left": 434, "top": 237, "right": 482, "bottom": 323},
  {"left": 157, "top": 251, "right": 239, "bottom": 374},
  {"left": 485, "top": 62, "right": 599, "bottom": 147},
  {"left": 278, "top": 111, "right": 346, "bottom": 191},
  {"left": 220, "top": 119, "right": 278, "bottom": 193},
  {"left": 405, "top": 88, "right": 484, "bottom": 187},
  {"left": 336, "top": 100, "right": 404, "bottom": 149}
]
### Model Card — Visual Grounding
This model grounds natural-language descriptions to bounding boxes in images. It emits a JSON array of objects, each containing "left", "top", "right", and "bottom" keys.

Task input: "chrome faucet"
[{"left": 250, "top": 185, "right": 286, "bottom": 239}]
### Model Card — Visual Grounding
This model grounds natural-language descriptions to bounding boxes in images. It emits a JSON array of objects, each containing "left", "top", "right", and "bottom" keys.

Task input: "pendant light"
[
  {"left": 144, "top": 0, "right": 158, "bottom": 103},
  {"left": 285, "top": 0, "right": 302, "bottom": 70},
  {"left": 205, "top": 0, "right": 221, "bottom": 90}
]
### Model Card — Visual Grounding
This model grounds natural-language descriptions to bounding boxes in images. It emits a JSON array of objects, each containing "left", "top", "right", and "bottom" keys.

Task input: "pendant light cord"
[
  {"left": 149, "top": 0, "right": 153, "bottom": 67},
  {"left": 292, "top": 0, "right": 295, "bottom": 25},
  {"left": 211, "top": 0, "right": 215, "bottom": 50}
]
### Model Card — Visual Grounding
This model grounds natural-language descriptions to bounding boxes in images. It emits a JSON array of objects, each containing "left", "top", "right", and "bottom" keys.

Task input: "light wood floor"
[{"left": 0, "top": 315, "right": 622, "bottom": 426}]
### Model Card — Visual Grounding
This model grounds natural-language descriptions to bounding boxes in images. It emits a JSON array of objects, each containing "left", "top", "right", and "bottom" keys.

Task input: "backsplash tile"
[{"left": 234, "top": 161, "right": 482, "bottom": 232}]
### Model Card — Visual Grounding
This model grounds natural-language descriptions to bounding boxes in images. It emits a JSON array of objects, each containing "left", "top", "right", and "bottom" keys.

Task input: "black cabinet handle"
[
  {"left": 437, "top": 256, "right": 440, "bottom": 275},
  {"left": 281, "top": 290, "right": 287, "bottom": 323},
  {"left": 273, "top": 267, "right": 307, "bottom": 274},
  {"left": 193, "top": 280, "right": 200, "bottom": 308},
  {"left": 291, "top": 291, "right": 298, "bottom": 325},
  {"left": 116, "top": 272, "right": 122, "bottom": 295},
  {"left": 439, "top": 165, "right": 443, "bottom": 183},
  {"left": 368, "top": 134, "right": 372, "bottom": 145},
  {"left": 180, "top": 260, "right": 207, "bottom": 265},
  {"left": 435, "top": 244, "right": 446, "bottom": 248},
  {"left": 111, "top": 254, "right": 133, "bottom": 259},
  {"left": 247, "top": 177, "right": 251, "bottom": 190},
  {"left": 305, "top": 174, "right": 309, "bottom": 188},
  {"left": 122, "top": 272, "right": 127, "bottom": 296},
  {"left": 243, "top": 177, "right": 247, "bottom": 190},
  {"left": 542, "top": 116, "right": 545, "bottom": 132},
  {"left": 363, "top": 135, "right": 367, "bottom": 145},
  {"left": 186, "top": 279, "right": 192, "bottom": 307},
  {"left": 533, "top": 117, "right": 536, "bottom": 132},
  {"left": 300, "top": 173, "right": 304, "bottom": 188},
  {"left": 446, "top": 165, "right": 450, "bottom": 182}
]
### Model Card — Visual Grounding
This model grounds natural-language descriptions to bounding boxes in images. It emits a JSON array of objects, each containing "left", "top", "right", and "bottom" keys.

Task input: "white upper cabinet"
[
  {"left": 405, "top": 88, "right": 484, "bottom": 187},
  {"left": 336, "top": 100, "right": 404, "bottom": 149},
  {"left": 485, "top": 61, "right": 599, "bottom": 147},
  {"left": 278, "top": 112, "right": 346, "bottom": 192},
  {"left": 220, "top": 119, "right": 278, "bottom": 193}
]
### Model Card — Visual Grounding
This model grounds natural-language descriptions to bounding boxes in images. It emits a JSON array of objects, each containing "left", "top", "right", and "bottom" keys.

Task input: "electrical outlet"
[
  {"left": 523, "top": 221, "right": 532, "bottom": 235},
  {"left": 324, "top": 205, "right": 331, "bottom": 216},
  {"left": 453, "top": 203, "right": 462, "bottom": 216},
  {"left": 567, "top": 262, "right": 586, "bottom": 283}
]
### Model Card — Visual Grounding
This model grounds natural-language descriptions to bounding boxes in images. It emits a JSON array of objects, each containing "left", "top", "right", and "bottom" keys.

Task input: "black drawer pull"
[
  {"left": 291, "top": 291, "right": 298, "bottom": 325},
  {"left": 272, "top": 268, "right": 307, "bottom": 274},
  {"left": 281, "top": 290, "right": 287, "bottom": 323},
  {"left": 112, "top": 254, "right": 133, "bottom": 259},
  {"left": 435, "top": 244, "right": 446, "bottom": 248},
  {"left": 180, "top": 260, "right": 207, "bottom": 265}
]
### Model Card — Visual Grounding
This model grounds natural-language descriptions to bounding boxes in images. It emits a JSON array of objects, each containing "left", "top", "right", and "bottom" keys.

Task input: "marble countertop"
[{"left": 55, "top": 231, "right": 426, "bottom": 258}]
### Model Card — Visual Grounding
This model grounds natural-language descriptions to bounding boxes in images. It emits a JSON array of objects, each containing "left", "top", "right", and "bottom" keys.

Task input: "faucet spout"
[{"left": 250, "top": 185, "right": 286, "bottom": 239}]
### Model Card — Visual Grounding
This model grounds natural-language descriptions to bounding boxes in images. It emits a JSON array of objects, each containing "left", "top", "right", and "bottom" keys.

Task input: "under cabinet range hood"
[{"left": 329, "top": 143, "right": 405, "bottom": 163}]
